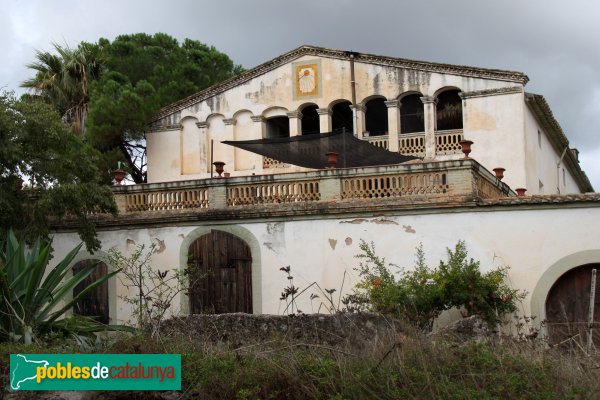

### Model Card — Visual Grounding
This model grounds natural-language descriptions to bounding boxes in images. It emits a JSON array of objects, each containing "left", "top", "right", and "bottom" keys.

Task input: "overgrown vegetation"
[
  {"left": 352, "top": 240, "right": 525, "bottom": 330},
  {"left": 22, "top": 33, "right": 244, "bottom": 184},
  {"left": 107, "top": 242, "right": 192, "bottom": 338},
  {"left": 4, "top": 322, "right": 598, "bottom": 399},
  {"left": 0, "top": 91, "right": 117, "bottom": 251},
  {"left": 0, "top": 230, "right": 128, "bottom": 344}
]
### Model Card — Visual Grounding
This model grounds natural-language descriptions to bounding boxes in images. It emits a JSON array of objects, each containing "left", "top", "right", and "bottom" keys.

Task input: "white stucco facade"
[
  {"left": 47, "top": 46, "right": 599, "bottom": 342},
  {"left": 50, "top": 197, "right": 600, "bottom": 335},
  {"left": 145, "top": 45, "right": 591, "bottom": 195}
]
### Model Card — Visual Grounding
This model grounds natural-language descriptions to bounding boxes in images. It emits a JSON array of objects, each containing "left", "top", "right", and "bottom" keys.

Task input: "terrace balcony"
[{"left": 110, "top": 159, "right": 514, "bottom": 223}]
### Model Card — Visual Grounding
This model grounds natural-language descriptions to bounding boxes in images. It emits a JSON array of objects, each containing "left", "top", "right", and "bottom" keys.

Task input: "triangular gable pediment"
[{"left": 155, "top": 45, "right": 529, "bottom": 121}]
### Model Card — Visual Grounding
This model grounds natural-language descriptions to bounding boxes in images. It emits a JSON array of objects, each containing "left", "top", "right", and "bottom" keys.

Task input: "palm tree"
[{"left": 21, "top": 42, "right": 104, "bottom": 135}]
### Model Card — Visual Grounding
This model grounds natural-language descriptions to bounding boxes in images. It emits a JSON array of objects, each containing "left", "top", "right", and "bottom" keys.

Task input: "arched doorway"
[
  {"left": 72, "top": 259, "right": 109, "bottom": 324},
  {"left": 545, "top": 264, "right": 599, "bottom": 347},
  {"left": 188, "top": 230, "right": 253, "bottom": 314}
]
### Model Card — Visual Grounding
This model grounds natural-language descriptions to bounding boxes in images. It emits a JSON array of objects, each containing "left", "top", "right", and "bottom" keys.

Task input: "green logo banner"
[{"left": 10, "top": 354, "right": 181, "bottom": 391}]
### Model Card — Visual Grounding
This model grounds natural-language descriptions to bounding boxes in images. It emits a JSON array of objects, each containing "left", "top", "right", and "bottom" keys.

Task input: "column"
[
  {"left": 384, "top": 100, "right": 400, "bottom": 152},
  {"left": 287, "top": 110, "right": 303, "bottom": 136},
  {"left": 421, "top": 96, "right": 436, "bottom": 159},
  {"left": 350, "top": 104, "right": 366, "bottom": 139},
  {"left": 317, "top": 108, "right": 332, "bottom": 133},
  {"left": 196, "top": 121, "right": 209, "bottom": 173},
  {"left": 222, "top": 118, "right": 236, "bottom": 172},
  {"left": 251, "top": 115, "right": 266, "bottom": 172}
]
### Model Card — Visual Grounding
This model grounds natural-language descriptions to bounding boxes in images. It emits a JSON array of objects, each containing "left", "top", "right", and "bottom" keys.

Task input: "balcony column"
[
  {"left": 421, "top": 96, "right": 437, "bottom": 159},
  {"left": 384, "top": 100, "right": 400, "bottom": 152},
  {"left": 251, "top": 115, "right": 266, "bottom": 172},
  {"left": 222, "top": 118, "right": 236, "bottom": 172},
  {"left": 287, "top": 110, "right": 303, "bottom": 136},
  {"left": 317, "top": 107, "right": 332, "bottom": 133},
  {"left": 350, "top": 104, "right": 366, "bottom": 139},
  {"left": 195, "top": 121, "right": 210, "bottom": 173}
]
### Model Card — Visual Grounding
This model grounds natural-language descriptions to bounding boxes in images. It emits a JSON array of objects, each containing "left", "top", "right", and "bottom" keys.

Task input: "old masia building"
[{"left": 51, "top": 46, "right": 599, "bottom": 344}]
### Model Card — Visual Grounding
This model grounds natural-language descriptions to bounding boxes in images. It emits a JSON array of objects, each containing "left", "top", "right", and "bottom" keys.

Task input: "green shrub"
[
  {"left": 0, "top": 230, "right": 131, "bottom": 343},
  {"left": 353, "top": 240, "right": 525, "bottom": 330}
]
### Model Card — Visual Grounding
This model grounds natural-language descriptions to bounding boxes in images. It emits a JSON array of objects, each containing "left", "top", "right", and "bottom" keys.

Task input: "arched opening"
[
  {"left": 265, "top": 116, "right": 289, "bottom": 138},
  {"left": 188, "top": 230, "right": 253, "bottom": 314},
  {"left": 72, "top": 259, "right": 109, "bottom": 324},
  {"left": 400, "top": 94, "right": 425, "bottom": 134},
  {"left": 301, "top": 105, "right": 320, "bottom": 135},
  {"left": 331, "top": 101, "right": 353, "bottom": 133},
  {"left": 436, "top": 89, "right": 463, "bottom": 130},
  {"left": 545, "top": 264, "right": 599, "bottom": 348},
  {"left": 365, "top": 97, "right": 388, "bottom": 136}
]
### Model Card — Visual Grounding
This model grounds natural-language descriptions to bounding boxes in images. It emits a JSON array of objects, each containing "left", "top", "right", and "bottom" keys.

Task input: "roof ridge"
[{"left": 153, "top": 45, "right": 529, "bottom": 121}]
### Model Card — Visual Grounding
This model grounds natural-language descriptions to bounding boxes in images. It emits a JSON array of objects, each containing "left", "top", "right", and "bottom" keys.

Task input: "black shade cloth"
[{"left": 222, "top": 129, "right": 419, "bottom": 169}]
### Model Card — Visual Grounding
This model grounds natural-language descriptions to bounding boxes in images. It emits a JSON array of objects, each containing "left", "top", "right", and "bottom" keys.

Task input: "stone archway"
[
  {"left": 187, "top": 230, "right": 253, "bottom": 314},
  {"left": 545, "top": 264, "right": 599, "bottom": 347}
]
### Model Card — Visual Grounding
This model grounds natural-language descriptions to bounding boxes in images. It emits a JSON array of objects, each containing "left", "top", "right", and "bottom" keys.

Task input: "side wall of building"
[{"left": 50, "top": 204, "right": 600, "bottom": 334}]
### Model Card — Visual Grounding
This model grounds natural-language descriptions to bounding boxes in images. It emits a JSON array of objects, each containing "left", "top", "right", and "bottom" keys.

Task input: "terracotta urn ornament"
[
  {"left": 459, "top": 140, "right": 474, "bottom": 159},
  {"left": 113, "top": 169, "right": 125, "bottom": 185},
  {"left": 493, "top": 167, "right": 505, "bottom": 180},
  {"left": 326, "top": 152, "right": 339, "bottom": 169},
  {"left": 213, "top": 161, "right": 225, "bottom": 177},
  {"left": 516, "top": 188, "right": 527, "bottom": 197}
]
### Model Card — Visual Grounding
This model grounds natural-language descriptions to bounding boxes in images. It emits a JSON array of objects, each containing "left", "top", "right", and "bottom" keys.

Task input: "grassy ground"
[{"left": 2, "top": 324, "right": 600, "bottom": 399}]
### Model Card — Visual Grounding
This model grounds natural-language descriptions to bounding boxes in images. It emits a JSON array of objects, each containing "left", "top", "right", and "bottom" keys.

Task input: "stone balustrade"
[{"left": 112, "top": 159, "right": 513, "bottom": 215}]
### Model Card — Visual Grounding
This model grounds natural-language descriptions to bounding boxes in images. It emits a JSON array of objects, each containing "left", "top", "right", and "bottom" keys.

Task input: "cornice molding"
[
  {"left": 153, "top": 45, "right": 529, "bottom": 121},
  {"left": 286, "top": 111, "right": 303, "bottom": 119},
  {"left": 384, "top": 100, "right": 400, "bottom": 108},
  {"left": 460, "top": 86, "right": 523, "bottom": 99},
  {"left": 152, "top": 124, "right": 182, "bottom": 132},
  {"left": 251, "top": 115, "right": 266, "bottom": 123},
  {"left": 525, "top": 93, "right": 593, "bottom": 192}
]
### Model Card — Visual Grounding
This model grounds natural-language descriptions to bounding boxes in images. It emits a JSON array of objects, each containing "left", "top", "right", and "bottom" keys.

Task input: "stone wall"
[{"left": 160, "top": 313, "right": 403, "bottom": 349}]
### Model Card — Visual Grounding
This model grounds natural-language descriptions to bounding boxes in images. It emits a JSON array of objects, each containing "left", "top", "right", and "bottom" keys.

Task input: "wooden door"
[
  {"left": 72, "top": 259, "right": 109, "bottom": 324},
  {"left": 545, "top": 264, "right": 600, "bottom": 347},
  {"left": 188, "top": 230, "right": 252, "bottom": 314}
]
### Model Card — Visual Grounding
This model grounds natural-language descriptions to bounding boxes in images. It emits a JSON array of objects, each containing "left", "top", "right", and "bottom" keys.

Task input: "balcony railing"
[
  {"left": 263, "top": 156, "right": 287, "bottom": 169},
  {"left": 364, "top": 135, "right": 389, "bottom": 150},
  {"left": 435, "top": 129, "right": 463, "bottom": 155},
  {"left": 364, "top": 130, "right": 463, "bottom": 158},
  {"left": 112, "top": 159, "right": 513, "bottom": 215},
  {"left": 398, "top": 133, "right": 426, "bottom": 157}
]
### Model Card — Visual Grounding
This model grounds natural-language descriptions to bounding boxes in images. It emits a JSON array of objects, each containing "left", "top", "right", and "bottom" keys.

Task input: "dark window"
[
  {"left": 331, "top": 101, "right": 353, "bottom": 133},
  {"left": 400, "top": 94, "right": 425, "bottom": 134},
  {"left": 301, "top": 105, "right": 320, "bottom": 135},
  {"left": 365, "top": 98, "right": 388, "bottom": 136},
  {"left": 266, "top": 116, "right": 290, "bottom": 138},
  {"left": 436, "top": 90, "right": 462, "bottom": 130}
]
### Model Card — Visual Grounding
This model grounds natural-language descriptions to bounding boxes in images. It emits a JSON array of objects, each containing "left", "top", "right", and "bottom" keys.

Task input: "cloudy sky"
[{"left": 2, "top": 0, "right": 599, "bottom": 190}]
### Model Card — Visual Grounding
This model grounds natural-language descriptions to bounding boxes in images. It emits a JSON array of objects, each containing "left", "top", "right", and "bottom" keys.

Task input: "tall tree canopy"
[
  {"left": 0, "top": 91, "right": 117, "bottom": 251},
  {"left": 21, "top": 42, "right": 104, "bottom": 136},
  {"left": 86, "top": 33, "right": 243, "bottom": 183},
  {"left": 22, "top": 33, "right": 243, "bottom": 183}
]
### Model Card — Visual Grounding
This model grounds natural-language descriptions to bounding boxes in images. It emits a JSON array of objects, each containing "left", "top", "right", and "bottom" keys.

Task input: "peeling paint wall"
[
  {"left": 50, "top": 205, "right": 600, "bottom": 331},
  {"left": 146, "top": 54, "right": 524, "bottom": 184}
]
